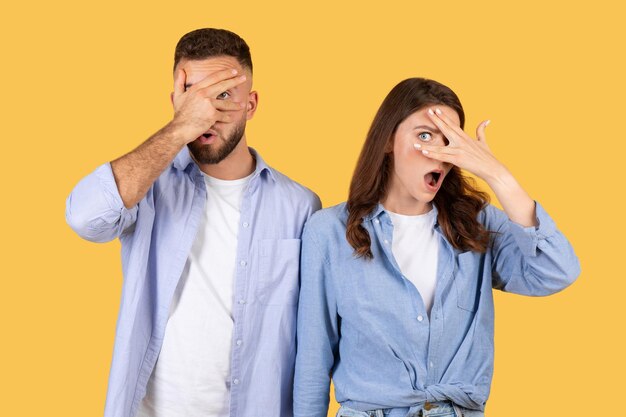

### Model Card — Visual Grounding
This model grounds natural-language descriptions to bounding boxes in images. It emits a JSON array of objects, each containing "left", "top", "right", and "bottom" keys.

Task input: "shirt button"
[
  {"left": 238, "top": 299, "right": 246, "bottom": 305},
  {"left": 417, "top": 315, "right": 424, "bottom": 322},
  {"left": 243, "top": 222, "right": 249, "bottom": 228},
  {"left": 233, "top": 378, "right": 240, "bottom": 385},
  {"left": 240, "top": 260, "right": 247, "bottom": 267},
  {"left": 236, "top": 339, "right": 242, "bottom": 346},
  {"left": 374, "top": 219, "right": 380, "bottom": 224},
  {"left": 384, "top": 239, "right": 389, "bottom": 245},
  {"left": 429, "top": 362, "right": 434, "bottom": 368}
]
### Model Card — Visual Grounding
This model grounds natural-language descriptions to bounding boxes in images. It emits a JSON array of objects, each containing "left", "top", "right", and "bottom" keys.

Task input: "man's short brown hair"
[{"left": 174, "top": 28, "right": 253, "bottom": 73}]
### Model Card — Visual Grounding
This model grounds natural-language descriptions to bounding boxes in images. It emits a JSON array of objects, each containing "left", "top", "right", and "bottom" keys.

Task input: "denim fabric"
[
  {"left": 336, "top": 401, "right": 485, "bottom": 417},
  {"left": 294, "top": 201, "right": 580, "bottom": 417}
]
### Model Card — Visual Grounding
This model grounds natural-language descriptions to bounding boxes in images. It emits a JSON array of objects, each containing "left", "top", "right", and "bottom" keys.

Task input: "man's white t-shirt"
[
  {"left": 137, "top": 171, "right": 253, "bottom": 417},
  {"left": 387, "top": 208, "right": 439, "bottom": 315}
]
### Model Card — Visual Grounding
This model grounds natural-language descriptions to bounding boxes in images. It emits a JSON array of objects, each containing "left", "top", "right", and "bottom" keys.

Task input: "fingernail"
[
  {"left": 414, "top": 143, "right": 422, "bottom": 149},
  {"left": 428, "top": 109, "right": 435, "bottom": 115},
  {"left": 485, "top": 120, "right": 491, "bottom": 126},
  {"left": 435, "top": 108, "right": 442, "bottom": 115},
  {"left": 422, "top": 150, "right": 429, "bottom": 155}
]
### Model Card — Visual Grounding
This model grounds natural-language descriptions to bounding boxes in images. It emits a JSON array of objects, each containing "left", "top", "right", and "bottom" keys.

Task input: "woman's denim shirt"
[{"left": 294, "top": 201, "right": 580, "bottom": 416}]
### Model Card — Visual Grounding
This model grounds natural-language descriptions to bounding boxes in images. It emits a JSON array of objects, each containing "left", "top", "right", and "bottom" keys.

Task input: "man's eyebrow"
[{"left": 413, "top": 125, "right": 441, "bottom": 133}]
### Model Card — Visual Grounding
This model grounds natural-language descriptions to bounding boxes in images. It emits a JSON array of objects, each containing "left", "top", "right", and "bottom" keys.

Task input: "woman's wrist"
[
  {"left": 481, "top": 162, "right": 513, "bottom": 188},
  {"left": 485, "top": 167, "right": 537, "bottom": 227}
]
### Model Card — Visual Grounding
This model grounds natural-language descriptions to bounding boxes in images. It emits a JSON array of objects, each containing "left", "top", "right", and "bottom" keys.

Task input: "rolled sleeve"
[
  {"left": 506, "top": 201, "right": 557, "bottom": 257},
  {"left": 65, "top": 162, "right": 138, "bottom": 243},
  {"left": 489, "top": 201, "right": 581, "bottom": 296}
]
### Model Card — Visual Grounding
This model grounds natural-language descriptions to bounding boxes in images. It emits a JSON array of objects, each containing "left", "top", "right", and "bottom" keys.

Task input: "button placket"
[{"left": 229, "top": 179, "right": 255, "bottom": 407}]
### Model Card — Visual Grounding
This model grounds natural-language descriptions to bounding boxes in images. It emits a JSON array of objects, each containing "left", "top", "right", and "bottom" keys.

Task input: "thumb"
[
  {"left": 476, "top": 119, "right": 490, "bottom": 144},
  {"left": 173, "top": 68, "right": 186, "bottom": 101}
]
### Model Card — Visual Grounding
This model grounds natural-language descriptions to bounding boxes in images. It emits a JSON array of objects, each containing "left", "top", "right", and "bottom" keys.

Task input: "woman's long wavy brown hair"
[{"left": 347, "top": 78, "right": 491, "bottom": 259}]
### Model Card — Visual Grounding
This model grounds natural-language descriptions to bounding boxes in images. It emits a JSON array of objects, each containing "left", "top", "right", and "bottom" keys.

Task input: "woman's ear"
[{"left": 384, "top": 136, "right": 394, "bottom": 153}]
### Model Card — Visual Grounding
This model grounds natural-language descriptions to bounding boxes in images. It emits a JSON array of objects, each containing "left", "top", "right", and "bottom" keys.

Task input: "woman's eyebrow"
[{"left": 413, "top": 125, "right": 440, "bottom": 133}]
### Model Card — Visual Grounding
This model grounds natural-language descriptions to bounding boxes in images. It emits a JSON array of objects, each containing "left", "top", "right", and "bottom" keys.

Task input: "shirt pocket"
[
  {"left": 256, "top": 238, "right": 302, "bottom": 306},
  {"left": 454, "top": 251, "right": 481, "bottom": 312}
]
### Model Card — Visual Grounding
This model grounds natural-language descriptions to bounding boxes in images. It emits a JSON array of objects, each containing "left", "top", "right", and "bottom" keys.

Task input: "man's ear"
[{"left": 246, "top": 91, "right": 259, "bottom": 120}]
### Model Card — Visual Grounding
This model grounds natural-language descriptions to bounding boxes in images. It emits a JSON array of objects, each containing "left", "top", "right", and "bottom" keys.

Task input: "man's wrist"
[{"left": 162, "top": 120, "right": 194, "bottom": 148}]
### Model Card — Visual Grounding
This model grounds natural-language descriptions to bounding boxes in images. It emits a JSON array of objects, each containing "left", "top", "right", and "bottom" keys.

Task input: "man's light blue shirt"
[
  {"left": 294, "top": 201, "right": 580, "bottom": 417},
  {"left": 66, "top": 148, "right": 321, "bottom": 417}
]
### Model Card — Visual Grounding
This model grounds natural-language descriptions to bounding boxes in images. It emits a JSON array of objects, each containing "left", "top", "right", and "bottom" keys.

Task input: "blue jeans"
[{"left": 336, "top": 401, "right": 485, "bottom": 417}]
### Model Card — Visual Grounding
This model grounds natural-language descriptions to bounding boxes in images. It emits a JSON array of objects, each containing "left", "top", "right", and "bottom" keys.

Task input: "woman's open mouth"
[{"left": 424, "top": 169, "right": 444, "bottom": 192}]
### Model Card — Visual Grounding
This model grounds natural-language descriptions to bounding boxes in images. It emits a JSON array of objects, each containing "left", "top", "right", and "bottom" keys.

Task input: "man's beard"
[{"left": 188, "top": 118, "right": 246, "bottom": 165}]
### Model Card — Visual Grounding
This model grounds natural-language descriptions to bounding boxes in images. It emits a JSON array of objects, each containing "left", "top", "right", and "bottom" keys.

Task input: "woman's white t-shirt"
[{"left": 387, "top": 208, "right": 439, "bottom": 315}]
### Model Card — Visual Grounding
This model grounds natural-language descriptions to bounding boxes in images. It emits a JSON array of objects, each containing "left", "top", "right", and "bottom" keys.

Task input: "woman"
[{"left": 293, "top": 78, "right": 580, "bottom": 417}]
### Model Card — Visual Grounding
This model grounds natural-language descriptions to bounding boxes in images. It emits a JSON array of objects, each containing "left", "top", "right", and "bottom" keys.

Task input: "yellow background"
[{"left": 1, "top": 1, "right": 624, "bottom": 416}]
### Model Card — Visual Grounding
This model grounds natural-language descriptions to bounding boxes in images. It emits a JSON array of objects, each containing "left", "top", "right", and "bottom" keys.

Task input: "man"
[{"left": 66, "top": 28, "right": 321, "bottom": 417}]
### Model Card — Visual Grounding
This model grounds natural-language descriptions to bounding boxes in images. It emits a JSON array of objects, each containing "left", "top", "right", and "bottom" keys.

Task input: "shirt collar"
[
  {"left": 172, "top": 146, "right": 276, "bottom": 183},
  {"left": 364, "top": 202, "right": 440, "bottom": 228}
]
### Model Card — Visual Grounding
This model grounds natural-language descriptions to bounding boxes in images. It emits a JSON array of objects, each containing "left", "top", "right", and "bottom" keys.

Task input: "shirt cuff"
[
  {"left": 94, "top": 162, "right": 138, "bottom": 225},
  {"left": 506, "top": 201, "right": 557, "bottom": 257}
]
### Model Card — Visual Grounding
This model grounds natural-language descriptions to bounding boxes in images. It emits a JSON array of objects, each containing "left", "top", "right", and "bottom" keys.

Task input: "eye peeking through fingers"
[
  {"left": 216, "top": 91, "right": 231, "bottom": 100},
  {"left": 417, "top": 132, "right": 433, "bottom": 142},
  {"left": 417, "top": 131, "right": 451, "bottom": 146}
]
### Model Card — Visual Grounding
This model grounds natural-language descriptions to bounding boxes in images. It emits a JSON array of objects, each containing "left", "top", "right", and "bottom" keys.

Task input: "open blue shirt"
[
  {"left": 293, "top": 201, "right": 580, "bottom": 417},
  {"left": 66, "top": 148, "right": 321, "bottom": 417}
]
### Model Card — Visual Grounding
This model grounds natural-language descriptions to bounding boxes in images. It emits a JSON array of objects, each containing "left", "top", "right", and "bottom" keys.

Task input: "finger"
[
  {"left": 476, "top": 119, "right": 490, "bottom": 143},
  {"left": 201, "top": 75, "right": 247, "bottom": 98},
  {"left": 419, "top": 148, "right": 457, "bottom": 164},
  {"left": 431, "top": 107, "right": 467, "bottom": 138},
  {"left": 192, "top": 68, "right": 242, "bottom": 91},
  {"left": 214, "top": 111, "right": 233, "bottom": 123},
  {"left": 426, "top": 108, "right": 463, "bottom": 147},
  {"left": 173, "top": 68, "right": 186, "bottom": 100},
  {"left": 414, "top": 143, "right": 460, "bottom": 155},
  {"left": 212, "top": 99, "right": 245, "bottom": 112}
]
